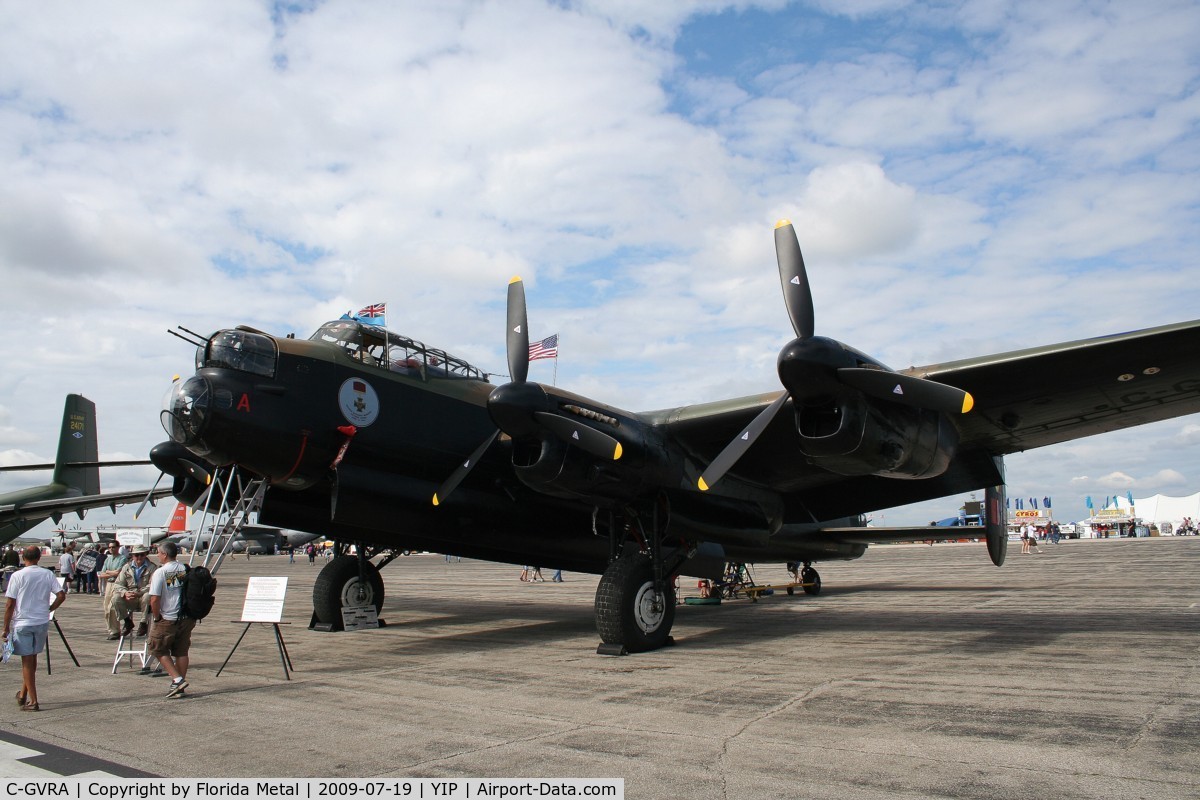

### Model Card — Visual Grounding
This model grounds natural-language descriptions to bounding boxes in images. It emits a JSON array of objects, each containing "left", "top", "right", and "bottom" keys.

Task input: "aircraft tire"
[
  {"left": 312, "top": 555, "right": 385, "bottom": 629},
  {"left": 801, "top": 566, "right": 821, "bottom": 595},
  {"left": 594, "top": 554, "right": 675, "bottom": 653}
]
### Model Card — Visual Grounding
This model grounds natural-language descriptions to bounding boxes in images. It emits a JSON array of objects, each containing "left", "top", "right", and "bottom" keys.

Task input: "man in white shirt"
[
  {"left": 3, "top": 546, "right": 67, "bottom": 711},
  {"left": 148, "top": 542, "right": 198, "bottom": 698}
]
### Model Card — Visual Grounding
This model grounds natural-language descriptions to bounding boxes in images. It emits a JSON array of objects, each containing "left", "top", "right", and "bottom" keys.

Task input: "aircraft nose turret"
[{"left": 161, "top": 376, "right": 212, "bottom": 451}]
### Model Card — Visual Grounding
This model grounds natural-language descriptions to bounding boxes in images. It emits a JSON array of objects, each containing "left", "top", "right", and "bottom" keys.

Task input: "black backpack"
[{"left": 179, "top": 565, "right": 217, "bottom": 620}]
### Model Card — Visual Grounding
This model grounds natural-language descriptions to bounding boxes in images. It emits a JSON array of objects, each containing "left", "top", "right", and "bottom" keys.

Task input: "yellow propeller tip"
[
  {"left": 508, "top": 275, "right": 522, "bottom": 285},
  {"left": 613, "top": 443, "right": 623, "bottom": 460},
  {"left": 962, "top": 393, "right": 975, "bottom": 414},
  {"left": 774, "top": 219, "right": 792, "bottom": 229},
  {"left": 697, "top": 477, "right": 710, "bottom": 492}
]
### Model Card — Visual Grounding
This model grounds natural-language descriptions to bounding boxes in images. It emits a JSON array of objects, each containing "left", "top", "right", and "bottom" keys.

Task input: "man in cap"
[{"left": 111, "top": 545, "right": 157, "bottom": 637}]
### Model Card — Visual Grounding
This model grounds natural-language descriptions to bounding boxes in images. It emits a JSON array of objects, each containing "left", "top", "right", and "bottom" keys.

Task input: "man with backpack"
[{"left": 148, "top": 541, "right": 216, "bottom": 699}]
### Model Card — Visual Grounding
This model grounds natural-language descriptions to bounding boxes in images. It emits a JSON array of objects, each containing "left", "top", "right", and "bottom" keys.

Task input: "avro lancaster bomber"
[{"left": 149, "top": 221, "right": 1200, "bottom": 654}]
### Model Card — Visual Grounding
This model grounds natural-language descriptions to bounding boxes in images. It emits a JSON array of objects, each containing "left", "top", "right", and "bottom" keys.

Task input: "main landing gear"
[
  {"left": 310, "top": 544, "right": 399, "bottom": 631},
  {"left": 594, "top": 505, "right": 690, "bottom": 656}
]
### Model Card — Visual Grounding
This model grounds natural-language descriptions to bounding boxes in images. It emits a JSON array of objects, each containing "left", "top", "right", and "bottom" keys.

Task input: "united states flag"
[{"left": 528, "top": 333, "right": 559, "bottom": 361}]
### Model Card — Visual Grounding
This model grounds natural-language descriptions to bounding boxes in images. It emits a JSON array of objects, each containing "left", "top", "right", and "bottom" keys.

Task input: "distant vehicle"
[{"left": 933, "top": 515, "right": 982, "bottom": 527}]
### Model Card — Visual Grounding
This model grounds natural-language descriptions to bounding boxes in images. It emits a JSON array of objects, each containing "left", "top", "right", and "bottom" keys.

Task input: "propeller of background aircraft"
[
  {"left": 697, "top": 220, "right": 973, "bottom": 491},
  {"left": 433, "top": 277, "right": 622, "bottom": 506}
]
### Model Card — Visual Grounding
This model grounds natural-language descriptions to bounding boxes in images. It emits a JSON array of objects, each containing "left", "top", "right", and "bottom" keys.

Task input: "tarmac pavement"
[{"left": 0, "top": 537, "right": 1197, "bottom": 799}]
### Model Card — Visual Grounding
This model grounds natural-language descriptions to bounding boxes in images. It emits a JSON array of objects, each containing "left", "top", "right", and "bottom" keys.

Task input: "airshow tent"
[{"left": 1084, "top": 491, "right": 1200, "bottom": 531}]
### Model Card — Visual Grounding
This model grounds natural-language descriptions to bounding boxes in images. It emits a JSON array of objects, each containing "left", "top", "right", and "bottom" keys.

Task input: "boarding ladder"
[{"left": 189, "top": 467, "right": 268, "bottom": 577}]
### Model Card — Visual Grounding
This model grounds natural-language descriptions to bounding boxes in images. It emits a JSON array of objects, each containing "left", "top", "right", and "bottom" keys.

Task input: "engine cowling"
[
  {"left": 793, "top": 393, "right": 958, "bottom": 479},
  {"left": 511, "top": 436, "right": 654, "bottom": 506}
]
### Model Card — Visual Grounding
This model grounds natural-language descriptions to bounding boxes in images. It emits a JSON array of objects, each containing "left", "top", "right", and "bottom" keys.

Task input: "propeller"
[
  {"left": 136, "top": 441, "right": 215, "bottom": 517},
  {"left": 432, "top": 277, "right": 622, "bottom": 506},
  {"left": 698, "top": 220, "right": 973, "bottom": 491},
  {"left": 132, "top": 472, "right": 165, "bottom": 520},
  {"left": 507, "top": 277, "right": 529, "bottom": 385}
]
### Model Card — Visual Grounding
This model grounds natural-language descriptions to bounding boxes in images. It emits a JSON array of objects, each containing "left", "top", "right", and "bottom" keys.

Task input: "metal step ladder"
[{"left": 189, "top": 468, "right": 268, "bottom": 577}]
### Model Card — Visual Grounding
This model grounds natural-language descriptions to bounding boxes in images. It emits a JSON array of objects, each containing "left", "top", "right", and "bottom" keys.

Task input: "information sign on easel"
[
  {"left": 242, "top": 576, "right": 288, "bottom": 622},
  {"left": 217, "top": 576, "right": 295, "bottom": 679}
]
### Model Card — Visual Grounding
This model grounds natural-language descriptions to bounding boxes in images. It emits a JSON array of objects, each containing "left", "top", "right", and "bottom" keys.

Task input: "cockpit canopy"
[{"left": 310, "top": 320, "right": 489, "bottom": 381}]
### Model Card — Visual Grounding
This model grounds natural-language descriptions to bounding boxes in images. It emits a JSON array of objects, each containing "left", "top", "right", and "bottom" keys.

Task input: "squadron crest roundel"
[{"left": 338, "top": 378, "right": 380, "bottom": 427}]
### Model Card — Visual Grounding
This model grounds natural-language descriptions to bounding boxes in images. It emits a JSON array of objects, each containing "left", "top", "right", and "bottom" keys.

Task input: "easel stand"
[
  {"left": 216, "top": 621, "right": 294, "bottom": 680},
  {"left": 46, "top": 619, "right": 80, "bottom": 675}
]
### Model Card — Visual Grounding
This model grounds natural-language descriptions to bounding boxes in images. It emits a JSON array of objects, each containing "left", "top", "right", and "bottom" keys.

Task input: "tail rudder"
[
  {"left": 52, "top": 395, "right": 100, "bottom": 496},
  {"left": 166, "top": 502, "right": 189, "bottom": 534}
]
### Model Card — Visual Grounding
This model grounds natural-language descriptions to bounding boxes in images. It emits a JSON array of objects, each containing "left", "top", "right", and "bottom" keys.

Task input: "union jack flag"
[
  {"left": 528, "top": 333, "right": 559, "bottom": 361},
  {"left": 354, "top": 303, "right": 386, "bottom": 327}
]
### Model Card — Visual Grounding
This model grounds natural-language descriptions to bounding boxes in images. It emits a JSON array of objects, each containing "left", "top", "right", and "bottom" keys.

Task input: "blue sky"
[{"left": 1, "top": 0, "right": 1198, "bottom": 532}]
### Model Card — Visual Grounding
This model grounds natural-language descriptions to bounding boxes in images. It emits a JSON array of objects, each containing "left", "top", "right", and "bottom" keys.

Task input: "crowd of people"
[{"left": 1, "top": 541, "right": 208, "bottom": 710}]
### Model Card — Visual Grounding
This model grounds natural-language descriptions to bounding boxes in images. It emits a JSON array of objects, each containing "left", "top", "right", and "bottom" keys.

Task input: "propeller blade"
[
  {"left": 189, "top": 483, "right": 213, "bottom": 512},
  {"left": 178, "top": 458, "right": 212, "bottom": 486},
  {"left": 132, "top": 472, "right": 166, "bottom": 520},
  {"left": 432, "top": 429, "right": 500, "bottom": 506},
  {"left": 775, "top": 220, "right": 814, "bottom": 340},
  {"left": 837, "top": 368, "right": 974, "bottom": 415},
  {"left": 697, "top": 391, "right": 790, "bottom": 491},
  {"left": 533, "top": 412, "right": 623, "bottom": 461},
  {"left": 507, "top": 276, "right": 529, "bottom": 384}
]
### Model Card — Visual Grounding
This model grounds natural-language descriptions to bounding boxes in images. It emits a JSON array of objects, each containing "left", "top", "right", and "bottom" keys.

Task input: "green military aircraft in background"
[{"left": 0, "top": 394, "right": 171, "bottom": 546}]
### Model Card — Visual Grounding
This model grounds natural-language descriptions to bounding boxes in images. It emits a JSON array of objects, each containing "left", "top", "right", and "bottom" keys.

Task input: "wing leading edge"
[{"left": 915, "top": 318, "right": 1200, "bottom": 454}]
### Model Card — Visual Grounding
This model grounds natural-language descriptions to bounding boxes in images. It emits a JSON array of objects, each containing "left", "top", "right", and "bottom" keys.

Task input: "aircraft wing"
[
  {"left": 913, "top": 318, "right": 1200, "bottom": 453},
  {"left": 0, "top": 487, "right": 173, "bottom": 527},
  {"left": 658, "top": 319, "right": 1200, "bottom": 520}
]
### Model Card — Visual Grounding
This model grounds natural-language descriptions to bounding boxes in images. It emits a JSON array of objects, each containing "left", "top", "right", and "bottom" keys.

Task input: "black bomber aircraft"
[
  {"left": 149, "top": 221, "right": 1200, "bottom": 654},
  {"left": 0, "top": 394, "right": 172, "bottom": 546}
]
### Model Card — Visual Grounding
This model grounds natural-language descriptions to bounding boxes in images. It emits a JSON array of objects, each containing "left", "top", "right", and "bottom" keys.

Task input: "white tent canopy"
[
  {"left": 1084, "top": 492, "right": 1200, "bottom": 530},
  {"left": 1123, "top": 492, "right": 1200, "bottom": 528}
]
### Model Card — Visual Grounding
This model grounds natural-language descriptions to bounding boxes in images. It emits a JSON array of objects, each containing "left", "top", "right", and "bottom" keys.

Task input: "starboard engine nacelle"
[{"left": 793, "top": 392, "right": 958, "bottom": 479}]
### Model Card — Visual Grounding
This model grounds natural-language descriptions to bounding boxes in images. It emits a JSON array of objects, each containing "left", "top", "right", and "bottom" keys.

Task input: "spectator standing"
[
  {"left": 98, "top": 543, "right": 130, "bottom": 640},
  {"left": 57, "top": 544, "right": 76, "bottom": 592},
  {"left": 148, "top": 542, "right": 210, "bottom": 698},
  {"left": 3, "top": 546, "right": 66, "bottom": 711}
]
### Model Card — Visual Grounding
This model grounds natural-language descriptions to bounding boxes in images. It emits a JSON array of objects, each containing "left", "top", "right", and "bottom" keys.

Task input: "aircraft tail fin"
[
  {"left": 52, "top": 394, "right": 100, "bottom": 496},
  {"left": 166, "top": 501, "right": 189, "bottom": 533}
]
